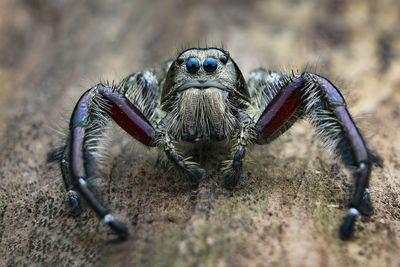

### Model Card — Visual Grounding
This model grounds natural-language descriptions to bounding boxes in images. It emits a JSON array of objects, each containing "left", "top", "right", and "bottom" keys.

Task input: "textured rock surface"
[{"left": 0, "top": 0, "right": 399, "bottom": 266}]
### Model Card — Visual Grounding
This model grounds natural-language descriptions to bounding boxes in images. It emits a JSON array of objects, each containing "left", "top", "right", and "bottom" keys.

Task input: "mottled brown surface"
[{"left": 1, "top": 0, "right": 400, "bottom": 266}]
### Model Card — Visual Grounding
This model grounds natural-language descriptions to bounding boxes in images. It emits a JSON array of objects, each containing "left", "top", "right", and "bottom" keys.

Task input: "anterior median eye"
[
  {"left": 186, "top": 58, "right": 200, "bottom": 73},
  {"left": 203, "top": 58, "right": 217, "bottom": 72}
]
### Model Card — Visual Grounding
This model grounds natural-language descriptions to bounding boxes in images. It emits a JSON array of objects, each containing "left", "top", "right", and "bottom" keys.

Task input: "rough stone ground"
[{"left": 0, "top": 0, "right": 399, "bottom": 266}]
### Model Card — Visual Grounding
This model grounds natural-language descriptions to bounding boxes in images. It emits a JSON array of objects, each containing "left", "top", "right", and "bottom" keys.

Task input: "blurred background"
[{"left": 0, "top": 0, "right": 399, "bottom": 266}]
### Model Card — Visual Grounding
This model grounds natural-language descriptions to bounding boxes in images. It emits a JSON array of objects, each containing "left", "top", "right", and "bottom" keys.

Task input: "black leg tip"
[
  {"left": 68, "top": 190, "right": 83, "bottom": 217},
  {"left": 47, "top": 145, "right": 66, "bottom": 162},
  {"left": 186, "top": 167, "right": 206, "bottom": 184},
  {"left": 220, "top": 169, "right": 241, "bottom": 190},
  {"left": 359, "top": 189, "right": 373, "bottom": 216},
  {"left": 339, "top": 209, "right": 358, "bottom": 240},
  {"left": 368, "top": 149, "right": 384, "bottom": 167},
  {"left": 108, "top": 219, "right": 130, "bottom": 241}
]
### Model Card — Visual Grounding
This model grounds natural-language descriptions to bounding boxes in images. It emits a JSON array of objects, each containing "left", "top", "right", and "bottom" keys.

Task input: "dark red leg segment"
[
  {"left": 256, "top": 78, "right": 302, "bottom": 137},
  {"left": 100, "top": 89, "right": 155, "bottom": 146}
]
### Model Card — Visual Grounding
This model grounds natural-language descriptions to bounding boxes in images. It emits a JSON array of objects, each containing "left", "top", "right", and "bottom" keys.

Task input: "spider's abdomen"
[{"left": 166, "top": 88, "right": 239, "bottom": 142}]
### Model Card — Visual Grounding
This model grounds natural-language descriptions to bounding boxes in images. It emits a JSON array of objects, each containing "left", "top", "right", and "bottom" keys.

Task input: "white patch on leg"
[
  {"left": 348, "top": 208, "right": 359, "bottom": 216},
  {"left": 78, "top": 178, "right": 87, "bottom": 186},
  {"left": 104, "top": 214, "right": 114, "bottom": 223}
]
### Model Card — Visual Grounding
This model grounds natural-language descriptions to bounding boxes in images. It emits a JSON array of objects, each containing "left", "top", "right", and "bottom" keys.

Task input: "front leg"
[
  {"left": 63, "top": 82, "right": 157, "bottom": 240},
  {"left": 220, "top": 114, "right": 254, "bottom": 189},
  {"left": 154, "top": 129, "right": 206, "bottom": 184},
  {"left": 253, "top": 71, "right": 382, "bottom": 240}
]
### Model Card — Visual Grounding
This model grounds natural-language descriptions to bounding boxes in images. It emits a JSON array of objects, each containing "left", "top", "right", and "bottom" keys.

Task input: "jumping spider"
[{"left": 49, "top": 47, "right": 383, "bottom": 241}]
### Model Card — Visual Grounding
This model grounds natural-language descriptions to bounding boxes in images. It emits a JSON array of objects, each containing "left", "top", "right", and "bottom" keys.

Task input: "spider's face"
[
  {"left": 160, "top": 48, "right": 249, "bottom": 140},
  {"left": 161, "top": 48, "right": 249, "bottom": 107}
]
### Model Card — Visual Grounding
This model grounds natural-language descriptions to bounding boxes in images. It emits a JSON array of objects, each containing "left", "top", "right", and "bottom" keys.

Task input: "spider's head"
[{"left": 161, "top": 48, "right": 250, "bottom": 109}]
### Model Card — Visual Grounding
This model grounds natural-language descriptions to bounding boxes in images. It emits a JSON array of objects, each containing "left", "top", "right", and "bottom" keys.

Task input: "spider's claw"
[
  {"left": 220, "top": 169, "right": 241, "bottom": 190},
  {"left": 339, "top": 208, "right": 359, "bottom": 240},
  {"left": 186, "top": 167, "right": 206, "bottom": 184},
  {"left": 359, "top": 188, "right": 373, "bottom": 216},
  {"left": 104, "top": 214, "right": 130, "bottom": 241},
  {"left": 68, "top": 190, "right": 83, "bottom": 217},
  {"left": 47, "top": 145, "right": 66, "bottom": 162},
  {"left": 368, "top": 149, "right": 384, "bottom": 167}
]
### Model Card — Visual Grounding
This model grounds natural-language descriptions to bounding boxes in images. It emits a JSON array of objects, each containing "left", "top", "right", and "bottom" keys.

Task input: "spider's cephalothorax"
[{"left": 49, "top": 47, "right": 383, "bottom": 241}]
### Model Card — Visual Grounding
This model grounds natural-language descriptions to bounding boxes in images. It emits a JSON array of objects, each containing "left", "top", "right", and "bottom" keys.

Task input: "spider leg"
[
  {"left": 164, "top": 133, "right": 206, "bottom": 184},
  {"left": 46, "top": 144, "right": 83, "bottom": 216},
  {"left": 155, "top": 116, "right": 206, "bottom": 185},
  {"left": 253, "top": 71, "right": 382, "bottom": 240},
  {"left": 220, "top": 113, "right": 253, "bottom": 189},
  {"left": 64, "top": 80, "right": 157, "bottom": 240},
  {"left": 61, "top": 143, "right": 84, "bottom": 217}
]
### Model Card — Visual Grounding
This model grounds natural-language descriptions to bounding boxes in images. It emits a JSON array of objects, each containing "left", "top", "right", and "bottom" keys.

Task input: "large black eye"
[
  {"left": 203, "top": 58, "right": 217, "bottom": 72},
  {"left": 186, "top": 58, "right": 200, "bottom": 73}
]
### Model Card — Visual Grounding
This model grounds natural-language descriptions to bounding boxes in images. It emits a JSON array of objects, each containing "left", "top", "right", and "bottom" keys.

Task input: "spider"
[{"left": 49, "top": 47, "right": 383, "bottom": 241}]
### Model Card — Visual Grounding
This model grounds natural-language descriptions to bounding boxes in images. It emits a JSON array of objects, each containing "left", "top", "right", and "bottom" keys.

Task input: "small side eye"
[
  {"left": 219, "top": 54, "right": 228, "bottom": 63},
  {"left": 186, "top": 58, "right": 200, "bottom": 73},
  {"left": 203, "top": 58, "right": 217, "bottom": 73},
  {"left": 177, "top": 56, "right": 184, "bottom": 65}
]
